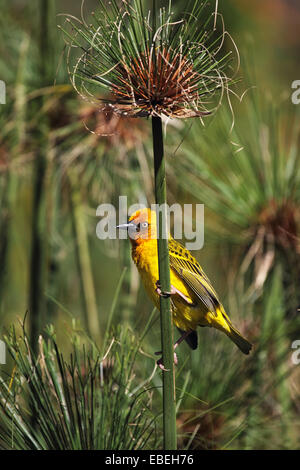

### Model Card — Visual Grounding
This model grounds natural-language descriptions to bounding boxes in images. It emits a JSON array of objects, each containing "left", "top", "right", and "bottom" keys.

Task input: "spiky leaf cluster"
[{"left": 62, "top": 0, "right": 235, "bottom": 119}]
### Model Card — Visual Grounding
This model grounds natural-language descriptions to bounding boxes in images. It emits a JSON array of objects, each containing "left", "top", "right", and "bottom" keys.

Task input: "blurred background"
[{"left": 0, "top": 0, "right": 299, "bottom": 449}]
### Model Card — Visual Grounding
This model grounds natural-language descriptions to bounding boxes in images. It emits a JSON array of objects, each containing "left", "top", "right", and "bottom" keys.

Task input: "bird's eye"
[{"left": 141, "top": 222, "right": 148, "bottom": 229}]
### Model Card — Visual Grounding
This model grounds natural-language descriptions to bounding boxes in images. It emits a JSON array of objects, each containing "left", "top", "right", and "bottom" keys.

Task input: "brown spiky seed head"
[{"left": 109, "top": 48, "right": 210, "bottom": 119}]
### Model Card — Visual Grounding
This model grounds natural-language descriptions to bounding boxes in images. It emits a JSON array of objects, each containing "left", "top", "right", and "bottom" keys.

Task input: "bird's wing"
[{"left": 169, "top": 240, "right": 220, "bottom": 314}]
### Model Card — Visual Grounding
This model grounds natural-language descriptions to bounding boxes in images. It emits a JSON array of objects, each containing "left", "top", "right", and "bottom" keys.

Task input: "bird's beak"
[{"left": 116, "top": 223, "right": 135, "bottom": 230}]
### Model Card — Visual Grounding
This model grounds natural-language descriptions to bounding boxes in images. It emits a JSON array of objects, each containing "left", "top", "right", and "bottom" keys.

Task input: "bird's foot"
[
  {"left": 155, "top": 281, "right": 176, "bottom": 299},
  {"left": 155, "top": 351, "right": 178, "bottom": 371}
]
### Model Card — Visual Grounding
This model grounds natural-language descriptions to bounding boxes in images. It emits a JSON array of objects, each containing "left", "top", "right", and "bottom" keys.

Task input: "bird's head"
[{"left": 117, "top": 208, "right": 157, "bottom": 244}]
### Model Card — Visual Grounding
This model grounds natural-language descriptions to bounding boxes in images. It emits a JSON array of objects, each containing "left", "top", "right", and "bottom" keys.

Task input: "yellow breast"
[{"left": 131, "top": 240, "right": 208, "bottom": 331}]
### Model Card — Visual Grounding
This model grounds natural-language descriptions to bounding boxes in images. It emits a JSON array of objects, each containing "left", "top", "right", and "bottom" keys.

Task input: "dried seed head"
[
  {"left": 109, "top": 48, "right": 211, "bottom": 118},
  {"left": 62, "top": 0, "right": 235, "bottom": 121},
  {"left": 258, "top": 200, "right": 299, "bottom": 251},
  {"left": 79, "top": 102, "right": 147, "bottom": 147}
]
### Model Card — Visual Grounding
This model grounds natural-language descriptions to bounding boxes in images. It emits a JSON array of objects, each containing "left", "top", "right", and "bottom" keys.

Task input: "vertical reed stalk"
[
  {"left": 152, "top": 116, "right": 177, "bottom": 450},
  {"left": 28, "top": 0, "right": 52, "bottom": 356},
  {"left": 0, "top": 36, "right": 29, "bottom": 302},
  {"left": 70, "top": 175, "right": 100, "bottom": 337},
  {"left": 120, "top": 240, "right": 135, "bottom": 324}
]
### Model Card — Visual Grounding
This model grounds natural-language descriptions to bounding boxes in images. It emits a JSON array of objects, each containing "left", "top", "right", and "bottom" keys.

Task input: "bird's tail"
[
  {"left": 212, "top": 306, "right": 252, "bottom": 355},
  {"left": 225, "top": 323, "right": 252, "bottom": 355}
]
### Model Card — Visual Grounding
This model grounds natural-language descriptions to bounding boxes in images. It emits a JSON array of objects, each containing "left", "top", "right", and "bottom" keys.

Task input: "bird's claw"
[
  {"left": 155, "top": 351, "right": 178, "bottom": 371},
  {"left": 155, "top": 281, "right": 174, "bottom": 298}
]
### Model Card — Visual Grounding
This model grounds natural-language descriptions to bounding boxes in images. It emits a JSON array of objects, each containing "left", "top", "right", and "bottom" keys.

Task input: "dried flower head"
[
  {"left": 79, "top": 102, "right": 147, "bottom": 148},
  {"left": 258, "top": 200, "right": 299, "bottom": 252},
  {"left": 61, "top": 0, "right": 236, "bottom": 120}
]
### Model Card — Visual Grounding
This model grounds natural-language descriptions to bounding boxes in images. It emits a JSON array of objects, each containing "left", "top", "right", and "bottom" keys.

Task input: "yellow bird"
[{"left": 118, "top": 208, "right": 252, "bottom": 366}]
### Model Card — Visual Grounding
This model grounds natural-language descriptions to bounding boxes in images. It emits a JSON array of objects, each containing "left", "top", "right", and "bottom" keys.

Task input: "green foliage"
[
  {"left": 170, "top": 73, "right": 300, "bottom": 449},
  {"left": 60, "top": 0, "right": 234, "bottom": 118},
  {"left": 0, "top": 323, "right": 156, "bottom": 450},
  {"left": 174, "top": 88, "right": 300, "bottom": 242},
  {"left": 174, "top": 83, "right": 300, "bottom": 307},
  {"left": 0, "top": 0, "right": 299, "bottom": 451}
]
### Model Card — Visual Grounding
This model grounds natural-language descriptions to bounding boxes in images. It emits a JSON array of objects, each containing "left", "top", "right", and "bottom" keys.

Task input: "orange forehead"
[{"left": 129, "top": 208, "right": 156, "bottom": 224}]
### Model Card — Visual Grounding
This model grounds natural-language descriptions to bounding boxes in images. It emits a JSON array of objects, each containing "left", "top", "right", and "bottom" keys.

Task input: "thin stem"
[
  {"left": 29, "top": 149, "right": 47, "bottom": 356},
  {"left": 69, "top": 174, "right": 100, "bottom": 338},
  {"left": 29, "top": 0, "right": 52, "bottom": 356},
  {"left": 0, "top": 36, "right": 29, "bottom": 307},
  {"left": 152, "top": 116, "right": 177, "bottom": 450}
]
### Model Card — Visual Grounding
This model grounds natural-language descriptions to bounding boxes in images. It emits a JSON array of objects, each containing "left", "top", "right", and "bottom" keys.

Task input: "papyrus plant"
[{"left": 61, "top": 0, "right": 236, "bottom": 449}]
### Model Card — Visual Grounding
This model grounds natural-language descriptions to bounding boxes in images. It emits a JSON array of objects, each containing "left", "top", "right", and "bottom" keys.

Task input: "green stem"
[
  {"left": 120, "top": 240, "right": 135, "bottom": 323},
  {"left": 0, "top": 36, "right": 29, "bottom": 307},
  {"left": 29, "top": 0, "right": 52, "bottom": 356},
  {"left": 152, "top": 116, "right": 177, "bottom": 450},
  {"left": 70, "top": 175, "right": 100, "bottom": 338},
  {"left": 29, "top": 150, "right": 47, "bottom": 356}
]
